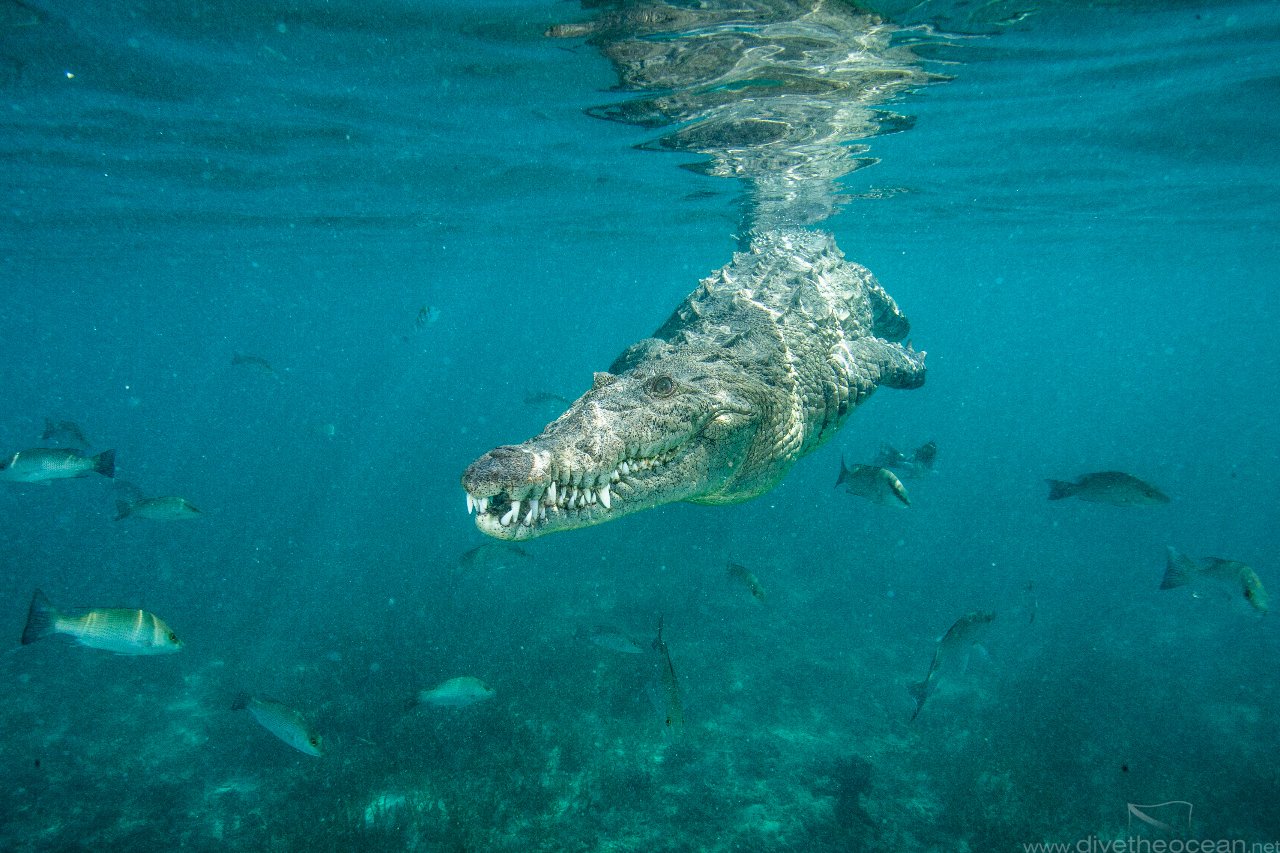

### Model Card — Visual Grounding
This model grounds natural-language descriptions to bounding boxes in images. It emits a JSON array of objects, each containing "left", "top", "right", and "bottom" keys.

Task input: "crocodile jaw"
[
  {"left": 461, "top": 366, "right": 752, "bottom": 541},
  {"left": 461, "top": 439, "right": 716, "bottom": 541}
]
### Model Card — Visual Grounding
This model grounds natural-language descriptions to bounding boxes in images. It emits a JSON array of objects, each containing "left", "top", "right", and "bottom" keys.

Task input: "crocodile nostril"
[{"left": 462, "top": 446, "right": 535, "bottom": 494}]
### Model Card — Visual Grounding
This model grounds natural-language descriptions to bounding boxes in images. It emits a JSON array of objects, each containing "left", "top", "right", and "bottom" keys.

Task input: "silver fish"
[
  {"left": 456, "top": 542, "right": 532, "bottom": 575},
  {"left": 417, "top": 676, "right": 494, "bottom": 708},
  {"left": 414, "top": 305, "right": 441, "bottom": 328},
  {"left": 1045, "top": 471, "right": 1168, "bottom": 506},
  {"left": 909, "top": 611, "right": 995, "bottom": 721},
  {"left": 874, "top": 440, "right": 937, "bottom": 479},
  {"left": 727, "top": 562, "right": 766, "bottom": 603},
  {"left": 651, "top": 615, "right": 683, "bottom": 735},
  {"left": 836, "top": 457, "right": 909, "bottom": 507},
  {"left": 41, "top": 418, "right": 91, "bottom": 447},
  {"left": 0, "top": 447, "right": 115, "bottom": 483},
  {"left": 231, "top": 353, "right": 279, "bottom": 377},
  {"left": 587, "top": 625, "right": 645, "bottom": 654},
  {"left": 523, "top": 390, "right": 572, "bottom": 407},
  {"left": 233, "top": 695, "right": 323, "bottom": 757},
  {"left": 116, "top": 495, "right": 202, "bottom": 521},
  {"left": 1161, "top": 547, "right": 1268, "bottom": 613},
  {"left": 21, "top": 589, "right": 182, "bottom": 655}
]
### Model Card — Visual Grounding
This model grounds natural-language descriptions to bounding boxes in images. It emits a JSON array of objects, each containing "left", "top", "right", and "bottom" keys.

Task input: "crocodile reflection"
[{"left": 548, "top": 0, "right": 944, "bottom": 229}]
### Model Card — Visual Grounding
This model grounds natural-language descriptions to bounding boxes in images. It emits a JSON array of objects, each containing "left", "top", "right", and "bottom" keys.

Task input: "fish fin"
[
  {"left": 966, "top": 644, "right": 991, "bottom": 672},
  {"left": 1045, "top": 479, "right": 1074, "bottom": 500},
  {"left": 92, "top": 449, "right": 116, "bottom": 478},
  {"left": 231, "top": 693, "right": 251, "bottom": 712},
  {"left": 907, "top": 681, "right": 929, "bottom": 721},
  {"left": 836, "top": 454, "right": 851, "bottom": 487},
  {"left": 115, "top": 500, "right": 133, "bottom": 521},
  {"left": 1160, "top": 546, "right": 1198, "bottom": 590},
  {"left": 21, "top": 589, "right": 60, "bottom": 645},
  {"left": 41, "top": 418, "right": 54, "bottom": 440}
]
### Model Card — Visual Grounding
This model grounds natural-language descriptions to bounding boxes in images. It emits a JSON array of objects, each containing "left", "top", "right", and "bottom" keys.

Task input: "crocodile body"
[
  {"left": 462, "top": 230, "right": 924, "bottom": 540},
  {"left": 462, "top": 1, "right": 935, "bottom": 539}
]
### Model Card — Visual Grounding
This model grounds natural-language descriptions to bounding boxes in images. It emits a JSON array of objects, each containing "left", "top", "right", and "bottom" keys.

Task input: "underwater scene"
[{"left": 2, "top": 0, "right": 1278, "bottom": 850}]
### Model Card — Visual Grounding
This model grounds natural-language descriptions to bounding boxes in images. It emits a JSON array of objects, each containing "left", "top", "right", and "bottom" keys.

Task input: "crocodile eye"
[{"left": 645, "top": 374, "right": 676, "bottom": 398}]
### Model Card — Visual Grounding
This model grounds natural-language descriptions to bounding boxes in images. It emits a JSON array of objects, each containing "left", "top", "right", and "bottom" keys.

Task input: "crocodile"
[
  {"left": 462, "top": 229, "right": 925, "bottom": 540},
  {"left": 462, "top": 1, "right": 938, "bottom": 539}
]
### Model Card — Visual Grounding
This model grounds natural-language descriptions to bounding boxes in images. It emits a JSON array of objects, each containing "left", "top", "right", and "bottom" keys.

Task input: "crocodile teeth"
[{"left": 462, "top": 443, "right": 690, "bottom": 528}]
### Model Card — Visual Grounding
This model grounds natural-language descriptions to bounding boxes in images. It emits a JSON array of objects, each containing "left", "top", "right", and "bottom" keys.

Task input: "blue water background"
[{"left": 2, "top": 0, "right": 1278, "bottom": 849}]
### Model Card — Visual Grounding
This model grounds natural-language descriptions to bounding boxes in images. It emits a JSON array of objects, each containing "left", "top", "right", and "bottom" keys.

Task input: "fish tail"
[
  {"left": 1160, "top": 546, "right": 1199, "bottom": 590},
  {"left": 907, "top": 681, "right": 929, "bottom": 721},
  {"left": 41, "top": 418, "right": 55, "bottom": 440},
  {"left": 836, "top": 454, "right": 851, "bottom": 487},
  {"left": 21, "top": 589, "right": 61, "bottom": 645},
  {"left": 231, "top": 693, "right": 251, "bottom": 712},
  {"left": 1045, "top": 479, "right": 1074, "bottom": 500},
  {"left": 115, "top": 500, "right": 134, "bottom": 521},
  {"left": 92, "top": 449, "right": 116, "bottom": 478}
]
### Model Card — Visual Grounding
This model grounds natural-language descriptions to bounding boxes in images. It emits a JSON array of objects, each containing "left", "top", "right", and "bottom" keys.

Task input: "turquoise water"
[{"left": 2, "top": 0, "right": 1278, "bottom": 850}]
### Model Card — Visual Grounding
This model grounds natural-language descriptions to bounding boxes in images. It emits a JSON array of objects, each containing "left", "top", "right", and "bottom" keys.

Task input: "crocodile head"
[{"left": 461, "top": 341, "right": 764, "bottom": 541}]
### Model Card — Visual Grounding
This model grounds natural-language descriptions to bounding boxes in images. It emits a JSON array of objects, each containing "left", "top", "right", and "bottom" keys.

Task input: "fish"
[
  {"left": 909, "top": 610, "right": 996, "bottom": 721},
  {"left": 456, "top": 542, "right": 532, "bottom": 574},
  {"left": 523, "top": 390, "right": 572, "bottom": 407},
  {"left": 874, "top": 440, "right": 937, "bottom": 478},
  {"left": 651, "top": 615, "right": 684, "bottom": 734},
  {"left": 21, "top": 589, "right": 182, "bottom": 655},
  {"left": 0, "top": 0, "right": 42, "bottom": 28},
  {"left": 1160, "top": 547, "right": 1269, "bottom": 613},
  {"left": 586, "top": 625, "right": 644, "bottom": 654},
  {"left": 231, "top": 353, "right": 279, "bottom": 376},
  {"left": 726, "top": 561, "right": 766, "bottom": 603},
  {"left": 41, "top": 418, "right": 91, "bottom": 447},
  {"left": 0, "top": 447, "right": 115, "bottom": 483},
  {"left": 116, "top": 495, "right": 202, "bottom": 521},
  {"left": 415, "top": 305, "right": 441, "bottom": 328},
  {"left": 836, "top": 456, "right": 909, "bottom": 507},
  {"left": 1045, "top": 471, "right": 1169, "bottom": 506},
  {"left": 417, "top": 676, "right": 494, "bottom": 708},
  {"left": 233, "top": 695, "right": 323, "bottom": 757}
]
